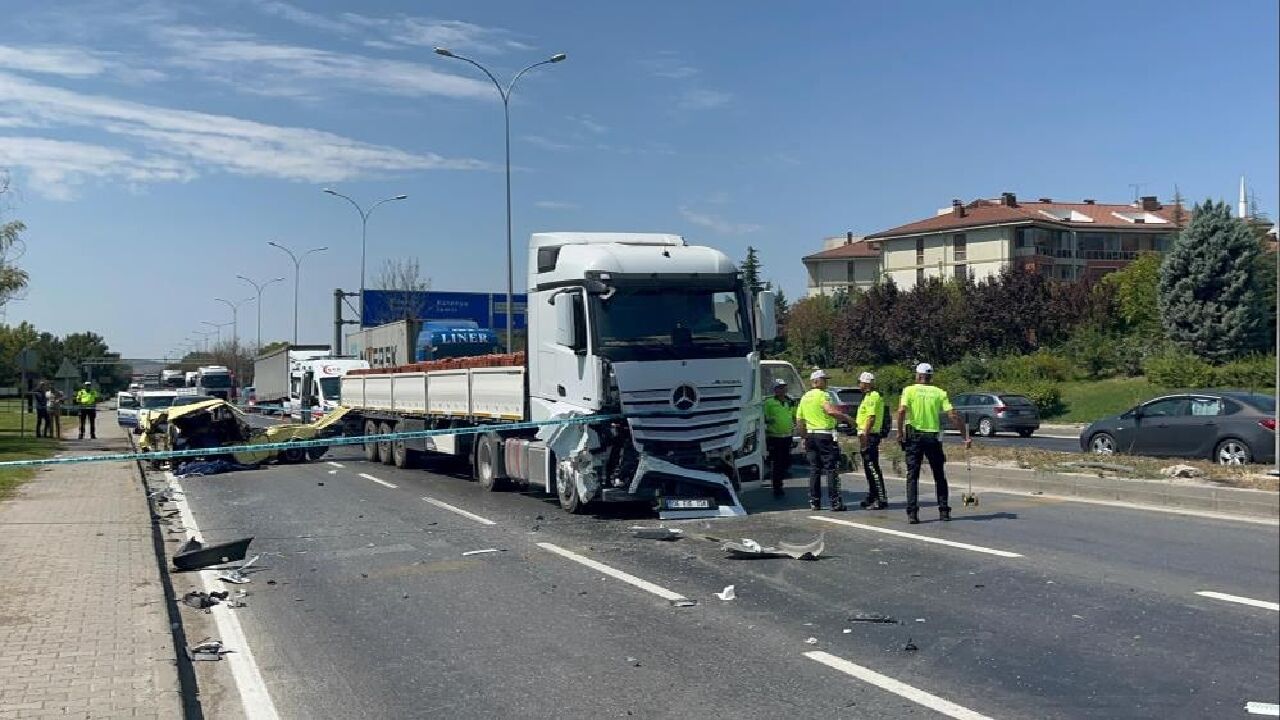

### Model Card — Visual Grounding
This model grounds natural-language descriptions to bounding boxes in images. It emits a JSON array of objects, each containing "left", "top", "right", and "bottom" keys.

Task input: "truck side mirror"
[
  {"left": 554, "top": 292, "right": 586, "bottom": 352},
  {"left": 754, "top": 290, "right": 778, "bottom": 342}
]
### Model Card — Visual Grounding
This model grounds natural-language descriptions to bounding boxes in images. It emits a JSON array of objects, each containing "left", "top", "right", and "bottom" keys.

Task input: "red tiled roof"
[
  {"left": 803, "top": 238, "right": 882, "bottom": 261},
  {"left": 866, "top": 198, "right": 1189, "bottom": 239}
]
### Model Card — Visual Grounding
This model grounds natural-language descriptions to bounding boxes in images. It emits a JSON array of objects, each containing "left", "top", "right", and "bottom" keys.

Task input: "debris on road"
[
  {"left": 173, "top": 536, "right": 254, "bottom": 571},
  {"left": 849, "top": 613, "right": 898, "bottom": 624},
  {"left": 188, "top": 639, "right": 232, "bottom": 661},
  {"left": 669, "top": 598, "right": 698, "bottom": 608},
  {"left": 174, "top": 459, "right": 260, "bottom": 478},
  {"left": 181, "top": 590, "right": 229, "bottom": 610},
  {"left": 1159, "top": 464, "right": 1205, "bottom": 479},
  {"left": 804, "top": 637, "right": 818, "bottom": 645},
  {"left": 842, "top": 629, "right": 852, "bottom": 634},
  {"left": 715, "top": 585, "right": 736, "bottom": 601},
  {"left": 461, "top": 548, "right": 501, "bottom": 556},
  {"left": 630, "top": 526, "right": 684, "bottom": 541},
  {"left": 217, "top": 554, "right": 260, "bottom": 584},
  {"left": 722, "top": 534, "right": 824, "bottom": 560},
  {"left": 904, "top": 639, "right": 918, "bottom": 652}
]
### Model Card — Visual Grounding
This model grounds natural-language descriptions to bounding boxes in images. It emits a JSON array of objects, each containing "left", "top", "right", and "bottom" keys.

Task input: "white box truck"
[
  {"left": 288, "top": 356, "right": 369, "bottom": 421},
  {"left": 340, "top": 232, "right": 776, "bottom": 519},
  {"left": 253, "top": 345, "right": 331, "bottom": 412}
]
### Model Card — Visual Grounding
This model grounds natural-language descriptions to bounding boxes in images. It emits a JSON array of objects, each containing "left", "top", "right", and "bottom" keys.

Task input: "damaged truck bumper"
[{"left": 632, "top": 456, "right": 747, "bottom": 521}]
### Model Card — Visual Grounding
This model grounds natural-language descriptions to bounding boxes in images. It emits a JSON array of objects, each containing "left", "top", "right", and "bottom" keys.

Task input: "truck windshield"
[
  {"left": 592, "top": 283, "right": 751, "bottom": 360},
  {"left": 200, "top": 374, "right": 231, "bottom": 389},
  {"left": 319, "top": 377, "right": 340, "bottom": 401}
]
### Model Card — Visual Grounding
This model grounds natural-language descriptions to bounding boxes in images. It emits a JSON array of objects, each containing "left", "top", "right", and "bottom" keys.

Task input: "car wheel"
[
  {"left": 1017, "top": 429, "right": 1034, "bottom": 438},
  {"left": 1215, "top": 438, "right": 1252, "bottom": 466},
  {"left": 475, "top": 435, "right": 506, "bottom": 491},
  {"left": 363, "top": 420, "right": 380, "bottom": 463},
  {"left": 378, "top": 422, "right": 395, "bottom": 465},
  {"left": 1089, "top": 432, "right": 1116, "bottom": 455},
  {"left": 978, "top": 417, "right": 996, "bottom": 437}
]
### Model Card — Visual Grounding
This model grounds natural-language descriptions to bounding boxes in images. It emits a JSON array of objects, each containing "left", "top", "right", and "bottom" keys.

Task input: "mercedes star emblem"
[{"left": 671, "top": 384, "right": 699, "bottom": 411}]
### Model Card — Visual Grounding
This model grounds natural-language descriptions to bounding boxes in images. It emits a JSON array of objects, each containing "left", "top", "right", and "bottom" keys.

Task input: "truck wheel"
[
  {"left": 363, "top": 421, "right": 381, "bottom": 463},
  {"left": 281, "top": 445, "right": 306, "bottom": 463},
  {"left": 378, "top": 422, "right": 395, "bottom": 465},
  {"left": 392, "top": 439, "right": 412, "bottom": 469},
  {"left": 475, "top": 435, "right": 507, "bottom": 491},
  {"left": 556, "top": 472, "right": 587, "bottom": 514}
]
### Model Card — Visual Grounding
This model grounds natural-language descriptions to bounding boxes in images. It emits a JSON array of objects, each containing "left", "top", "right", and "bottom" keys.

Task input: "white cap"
[
  {"left": 858, "top": 371, "right": 875, "bottom": 383},
  {"left": 809, "top": 369, "right": 828, "bottom": 381},
  {"left": 915, "top": 363, "right": 933, "bottom": 374},
  {"left": 772, "top": 378, "right": 788, "bottom": 387}
]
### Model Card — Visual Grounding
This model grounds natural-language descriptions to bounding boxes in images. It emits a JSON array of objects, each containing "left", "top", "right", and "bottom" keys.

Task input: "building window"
[
  {"left": 916, "top": 267, "right": 925, "bottom": 285},
  {"left": 915, "top": 237, "right": 925, "bottom": 265},
  {"left": 847, "top": 262, "right": 856, "bottom": 283},
  {"left": 953, "top": 233, "right": 967, "bottom": 262},
  {"left": 955, "top": 263, "right": 968, "bottom": 280}
]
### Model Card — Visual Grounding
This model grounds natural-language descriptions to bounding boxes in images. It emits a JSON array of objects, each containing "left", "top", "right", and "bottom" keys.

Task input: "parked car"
[
  {"left": 1080, "top": 391, "right": 1276, "bottom": 465},
  {"left": 945, "top": 392, "right": 1041, "bottom": 437},
  {"left": 828, "top": 386, "right": 864, "bottom": 432},
  {"left": 116, "top": 392, "right": 139, "bottom": 427}
]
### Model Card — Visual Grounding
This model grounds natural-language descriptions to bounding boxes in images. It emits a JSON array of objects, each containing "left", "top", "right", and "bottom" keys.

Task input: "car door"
[
  {"left": 1131, "top": 396, "right": 1190, "bottom": 456},
  {"left": 1176, "top": 396, "right": 1226, "bottom": 458}
]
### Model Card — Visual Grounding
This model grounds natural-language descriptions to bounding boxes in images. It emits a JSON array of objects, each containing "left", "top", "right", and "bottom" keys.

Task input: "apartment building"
[
  {"left": 867, "top": 193, "right": 1184, "bottom": 289},
  {"left": 802, "top": 232, "right": 883, "bottom": 297}
]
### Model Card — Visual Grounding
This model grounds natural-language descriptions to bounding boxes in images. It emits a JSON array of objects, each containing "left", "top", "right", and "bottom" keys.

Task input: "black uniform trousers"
[
  {"left": 860, "top": 433, "right": 887, "bottom": 504},
  {"left": 904, "top": 431, "right": 949, "bottom": 514},
  {"left": 766, "top": 436, "right": 792, "bottom": 489},
  {"left": 805, "top": 433, "right": 842, "bottom": 502},
  {"left": 78, "top": 408, "right": 97, "bottom": 439}
]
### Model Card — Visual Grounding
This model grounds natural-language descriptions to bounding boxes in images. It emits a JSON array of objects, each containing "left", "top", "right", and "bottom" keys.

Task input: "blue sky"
[{"left": 1, "top": 0, "right": 1276, "bottom": 358}]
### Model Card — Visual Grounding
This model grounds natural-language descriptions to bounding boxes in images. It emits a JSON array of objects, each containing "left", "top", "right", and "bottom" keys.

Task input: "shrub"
[
  {"left": 952, "top": 353, "right": 992, "bottom": 386},
  {"left": 993, "top": 351, "right": 1076, "bottom": 384},
  {"left": 872, "top": 364, "right": 913, "bottom": 396},
  {"left": 933, "top": 365, "right": 972, "bottom": 395},
  {"left": 1143, "top": 347, "right": 1213, "bottom": 388},
  {"left": 1006, "top": 381, "right": 1065, "bottom": 417},
  {"left": 1211, "top": 354, "right": 1276, "bottom": 390},
  {"left": 1062, "top": 325, "right": 1119, "bottom": 379}
]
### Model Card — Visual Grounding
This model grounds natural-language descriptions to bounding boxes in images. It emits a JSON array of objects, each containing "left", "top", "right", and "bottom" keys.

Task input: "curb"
[{"left": 842, "top": 463, "right": 1279, "bottom": 521}]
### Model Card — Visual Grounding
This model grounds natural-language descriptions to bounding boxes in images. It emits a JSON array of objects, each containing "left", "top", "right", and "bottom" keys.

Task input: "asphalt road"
[{"left": 170, "top": 446, "right": 1279, "bottom": 720}]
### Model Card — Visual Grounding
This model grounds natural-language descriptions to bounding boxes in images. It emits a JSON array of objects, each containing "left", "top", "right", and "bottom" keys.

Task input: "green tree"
[
  {"left": 1159, "top": 200, "right": 1267, "bottom": 362},
  {"left": 0, "top": 172, "right": 29, "bottom": 308},
  {"left": 784, "top": 295, "right": 837, "bottom": 368},
  {"left": 1101, "top": 252, "right": 1162, "bottom": 336},
  {"left": 741, "top": 246, "right": 768, "bottom": 295}
]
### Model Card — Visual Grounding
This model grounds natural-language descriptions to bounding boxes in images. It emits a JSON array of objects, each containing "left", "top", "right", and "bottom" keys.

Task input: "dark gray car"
[
  {"left": 946, "top": 391, "right": 1041, "bottom": 437},
  {"left": 1080, "top": 391, "right": 1276, "bottom": 465}
]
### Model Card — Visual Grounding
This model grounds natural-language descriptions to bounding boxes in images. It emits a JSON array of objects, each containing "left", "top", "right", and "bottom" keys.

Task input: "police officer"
[
  {"left": 895, "top": 363, "right": 969, "bottom": 524},
  {"left": 75, "top": 381, "right": 100, "bottom": 440},
  {"left": 855, "top": 371, "right": 888, "bottom": 510},
  {"left": 762, "top": 378, "right": 796, "bottom": 497},
  {"left": 795, "top": 369, "right": 854, "bottom": 511}
]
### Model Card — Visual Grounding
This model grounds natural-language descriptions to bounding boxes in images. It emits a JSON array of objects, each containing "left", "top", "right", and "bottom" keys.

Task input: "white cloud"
[
  {"left": 152, "top": 27, "right": 493, "bottom": 101},
  {"left": 248, "top": 0, "right": 352, "bottom": 34},
  {"left": 567, "top": 114, "right": 606, "bottom": 134},
  {"left": 0, "top": 136, "right": 193, "bottom": 200},
  {"left": 641, "top": 52, "right": 700, "bottom": 80},
  {"left": 676, "top": 88, "right": 732, "bottom": 111},
  {"left": 534, "top": 200, "right": 578, "bottom": 210},
  {"left": 0, "top": 46, "right": 106, "bottom": 78},
  {"left": 678, "top": 206, "right": 761, "bottom": 235},
  {"left": 0, "top": 71, "right": 489, "bottom": 197},
  {"left": 522, "top": 135, "right": 574, "bottom": 151}
]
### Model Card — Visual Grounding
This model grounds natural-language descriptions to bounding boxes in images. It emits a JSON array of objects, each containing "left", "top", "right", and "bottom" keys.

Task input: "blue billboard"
[{"left": 360, "top": 290, "right": 527, "bottom": 331}]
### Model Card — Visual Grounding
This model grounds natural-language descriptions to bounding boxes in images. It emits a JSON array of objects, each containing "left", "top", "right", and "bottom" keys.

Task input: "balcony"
[{"left": 1082, "top": 250, "right": 1140, "bottom": 261}]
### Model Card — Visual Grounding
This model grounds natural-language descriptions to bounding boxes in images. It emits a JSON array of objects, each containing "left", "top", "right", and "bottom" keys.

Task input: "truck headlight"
[{"left": 736, "top": 421, "right": 759, "bottom": 458}]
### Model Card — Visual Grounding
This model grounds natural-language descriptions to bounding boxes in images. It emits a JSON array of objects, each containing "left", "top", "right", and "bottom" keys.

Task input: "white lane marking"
[
  {"left": 166, "top": 472, "right": 280, "bottom": 720},
  {"left": 358, "top": 473, "right": 398, "bottom": 489},
  {"left": 809, "top": 516, "right": 1022, "bottom": 558},
  {"left": 537, "top": 542, "right": 690, "bottom": 603},
  {"left": 422, "top": 496, "right": 496, "bottom": 525},
  {"left": 326, "top": 461, "right": 344, "bottom": 468},
  {"left": 805, "top": 650, "right": 996, "bottom": 720},
  {"left": 1247, "top": 701, "right": 1280, "bottom": 716},
  {"left": 1196, "top": 591, "right": 1280, "bottom": 612}
]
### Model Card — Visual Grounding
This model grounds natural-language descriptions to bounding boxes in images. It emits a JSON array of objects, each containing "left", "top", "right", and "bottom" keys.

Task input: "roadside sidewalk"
[{"left": 0, "top": 416, "right": 183, "bottom": 718}]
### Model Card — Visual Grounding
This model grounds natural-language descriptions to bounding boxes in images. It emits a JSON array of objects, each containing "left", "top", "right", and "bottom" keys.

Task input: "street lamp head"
[
  {"left": 393, "top": 194, "right": 408, "bottom": 200},
  {"left": 434, "top": 47, "right": 455, "bottom": 57},
  {"left": 549, "top": 53, "right": 567, "bottom": 63},
  {"left": 322, "top": 188, "right": 337, "bottom": 195}
]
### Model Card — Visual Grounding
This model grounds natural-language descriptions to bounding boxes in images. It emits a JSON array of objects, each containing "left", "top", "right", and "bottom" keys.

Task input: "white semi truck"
[{"left": 340, "top": 232, "right": 776, "bottom": 519}]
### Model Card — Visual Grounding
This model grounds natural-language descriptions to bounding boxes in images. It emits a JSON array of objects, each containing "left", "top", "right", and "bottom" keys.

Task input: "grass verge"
[
  {"left": 1048, "top": 377, "right": 1159, "bottom": 423},
  {"left": 0, "top": 409, "right": 59, "bottom": 500}
]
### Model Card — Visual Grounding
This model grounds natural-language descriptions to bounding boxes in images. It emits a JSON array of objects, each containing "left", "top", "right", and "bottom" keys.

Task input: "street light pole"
[
  {"left": 200, "top": 321, "right": 230, "bottom": 348},
  {"left": 268, "top": 241, "right": 328, "bottom": 345},
  {"left": 237, "top": 274, "right": 285, "bottom": 351},
  {"left": 434, "top": 47, "right": 566, "bottom": 353},
  {"left": 215, "top": 297, "right": 253, "bottom": 392},
  {"left": 321, "top": 190, "right": 407, "bottom": 326}
]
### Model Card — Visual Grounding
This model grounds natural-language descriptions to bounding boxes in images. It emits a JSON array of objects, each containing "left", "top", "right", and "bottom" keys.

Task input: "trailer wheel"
[
  {"left": 363, "top": 421, "right": 381, "bottom": 463},
  {"left": 475, "top": 435, "right": 507, "bottom": 491},
  {"left": 392, "top": 438, "right": 413, "bottom": 469},
  {"left": 378, "top": 422, "right": 395, "bottom": 465},
  {"left": 556, "top": 471, "right": 587, "bottom": 514}
]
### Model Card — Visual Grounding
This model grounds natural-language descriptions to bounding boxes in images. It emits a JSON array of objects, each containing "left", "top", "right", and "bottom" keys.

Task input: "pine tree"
[
  {"left": 1171, "top": 185, "right": 1186, "bottom": 229},
  {"left": 1158, "top": 200, "right": 1267, "bottom": 362},
  {"left": 741, "top": 246, "right": 766, "bottom": 295}
]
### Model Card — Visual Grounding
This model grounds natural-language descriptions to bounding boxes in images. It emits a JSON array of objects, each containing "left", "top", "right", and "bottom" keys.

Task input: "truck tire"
[
  {"left": 363, "top": 420, "right": 381, "bottom": 463},
  {"left": 556, "top": 472, "right": 587, "bottom": 514},
  {"left": 281, "top": 445, "right": 306, "bottom": 463},
  {"left": 475, "top": 435, "right": 507, "bottom": 491},
  {"left": 392, "top": 438, "right": 412, "bottom": 469},
  {"left": 378, "top": 422, "right": 395, "bottom": 465}
]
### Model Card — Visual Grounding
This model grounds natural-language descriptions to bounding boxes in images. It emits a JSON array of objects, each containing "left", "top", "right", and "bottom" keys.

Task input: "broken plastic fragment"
[
  {"left": 715, "top": 585, "right": 736, "bottom": 601},
  {"left": 849, "top": 613, "right": 898, "bottom": 624},
  {"left": 173, "top": 536, "right": 254, "bottom": 571},
  {"left": 804, "top": 637, "right": 818, "bottom": 645},
  {"left": 904, "top": 639, "right": 918, "bottom": 652},
  {"left": 669, "top": 598, "right": 698, "bottom": 608},
  {"left": 722, "top": 534, "right": 824, "bottom": 561},
  {"left": 462, "top": 548, "right": 500, "bottom": 556},
  {"left": 630, "top": 526, "right": 684, "bottom": 541},
  {"left": 188, "top": 638, "right": 232, "bottom": 661}
]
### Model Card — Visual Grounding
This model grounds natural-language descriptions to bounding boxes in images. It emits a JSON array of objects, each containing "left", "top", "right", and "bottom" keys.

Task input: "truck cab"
[
  {"left": 290, "top": 357, "right": 370, "bottom": 420},
  {"left": 195, "top": 365, "right": 233, "bottom": 400},
  {"left": 527, "top": 232, "right": 775, "bottom": 517}
]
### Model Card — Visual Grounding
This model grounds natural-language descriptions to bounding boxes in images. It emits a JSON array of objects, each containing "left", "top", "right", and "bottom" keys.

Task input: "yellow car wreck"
[{"left": 138, "top": 398, "right": 351, "bottom": 467}]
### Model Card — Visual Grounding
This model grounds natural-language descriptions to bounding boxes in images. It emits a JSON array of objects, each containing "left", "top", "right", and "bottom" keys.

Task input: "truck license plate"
[{"left": 662, "top": 497, "right": 713, "bottom": 510}]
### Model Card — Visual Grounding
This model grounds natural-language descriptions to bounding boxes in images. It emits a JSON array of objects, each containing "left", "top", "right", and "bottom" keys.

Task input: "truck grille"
[{"left": 621, "top": 384, "right": 744, "bottom": 457}]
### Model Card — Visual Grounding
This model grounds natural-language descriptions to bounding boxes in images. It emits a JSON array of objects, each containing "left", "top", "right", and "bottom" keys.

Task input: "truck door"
[{"left": 538, "top": 289, "right": 601, "bottom": 409}]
